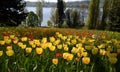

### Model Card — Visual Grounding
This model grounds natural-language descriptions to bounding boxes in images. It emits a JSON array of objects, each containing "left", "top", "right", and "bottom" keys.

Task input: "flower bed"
[{"left": 0, "top": 27, "right": 120, "bottom": 72}]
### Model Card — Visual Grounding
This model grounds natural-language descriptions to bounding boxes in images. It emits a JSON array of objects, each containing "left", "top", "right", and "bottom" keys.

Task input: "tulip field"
[{"left": 0, "top": 27, "right": 120, "bottom": 72}]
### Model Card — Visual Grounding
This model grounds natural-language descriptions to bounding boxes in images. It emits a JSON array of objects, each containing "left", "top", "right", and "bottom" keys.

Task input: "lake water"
[
  {"left": 26, "top": 7, "right": 51, "bottom": 26},
  {"left": 26, "top": 7, "right": 89, "bottom": 26}
]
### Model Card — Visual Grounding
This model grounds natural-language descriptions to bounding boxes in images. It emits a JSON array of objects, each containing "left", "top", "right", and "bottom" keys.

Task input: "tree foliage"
[
  {"left": 86, "top": 0, "right": 100, "bottom": 29},
  {"left": 50, "top": 8, "right": 59, "bottom": 27},
  {"left": 36, "top": 1, "right": 43, "bottom": 27},
  {"left": 108, "top": 0, "right": 120, "bottom": 32},
  {"left": 57, "top": 0, "right": 65, "bottom": 28},
  {"left": 65, "top": 9, "right": 72, "bottom": 28},
  {"left": 99, "top": 0, "right": 109, "bottom": 30},
  {"left": 47, "top": 20, "right": 52, "bottom": 27},
  {"left": 0, "top": 0, "right": 27, "bottom": 26},
  {"left": 26, "top": 11, "right": 39, "bottom": 27},
  {"left": 65, "top": 9, "right": 81, "bottom": 28}
]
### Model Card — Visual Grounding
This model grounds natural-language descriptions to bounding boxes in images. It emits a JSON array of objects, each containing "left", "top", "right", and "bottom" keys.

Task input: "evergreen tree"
[
  {"left": 65, "top": 9, "right": 72, "bottom": 28},
  {"left": 86, "top": 0, "right": 100, "bottom": 29},
  {"left": 71, "top": 9, "right": 81, "bottom": 28},
  {"left": 108, "top": 0, "right": 120, "bottom": 32},
  {"left": 99, "top": 0, "right": 109, "bottom": 30},
  {"left": 0, "top": 0, "right": 27, "bottom": 26},
  {"left": 36, "top": 1, "right": 43, "bottom": 27},
  {"left": 57, "top": 0, "right": 65, "bottom": 28},
  {"left": 65, "top": 9, "right": 81, "bottom": 28}
]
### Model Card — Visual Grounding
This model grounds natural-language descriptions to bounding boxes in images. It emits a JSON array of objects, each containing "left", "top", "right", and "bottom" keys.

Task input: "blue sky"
[{"left": 25, "top": 0, "right": 82, "bottom": 2}]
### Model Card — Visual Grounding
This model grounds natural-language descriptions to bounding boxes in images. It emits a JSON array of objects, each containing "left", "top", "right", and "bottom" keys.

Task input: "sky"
[{"left": 25, "top": 0, "right": 82, "bottom": 2}]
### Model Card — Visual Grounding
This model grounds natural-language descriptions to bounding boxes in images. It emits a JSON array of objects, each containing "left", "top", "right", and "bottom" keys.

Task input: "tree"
[
  {"left": 86, "top": 0, "right": 100, "bottom": 29},
  {"left": 71, "top": 9, "right": 81, "bottom": 28},
  {"left": 50, "top": 8, "right": 59, "bottom": 27},
  {"left": 0, "top": 0, "right": 27, "bottom": 26},
  {"left": 65, "top": 9, "right": 81, "bottom": 28},
  {"left": 65, "top": 9, "right": 72, "bottom": 28},
  {"left": 80, "top": 4, "right": 89, "bottom": 25},
  {"left": 108, "top": 0, "right": 120, "bottom": 32},
  {"left": 47, "top": 20, "right": 52, "bottom": 27},
  {"left": 57, "top": 0, "right": 65, "bottom": 28},
  {"left": 36, "top": 1, "right": 43, "bottom": 27},
  {"left": 99, "top": 0, "right": 109, "bottom": 30},
  {"left": 26, "top": 11, "right": 39, "bottom": 27}
]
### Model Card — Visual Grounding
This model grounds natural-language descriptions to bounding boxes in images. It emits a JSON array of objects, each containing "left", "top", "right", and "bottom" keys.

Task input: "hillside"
[{"left": 26, "top": 0, "right": 104, "bottom": 7}]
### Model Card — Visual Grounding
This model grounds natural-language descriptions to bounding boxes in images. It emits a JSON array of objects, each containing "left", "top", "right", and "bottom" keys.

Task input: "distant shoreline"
[
  {"left": 26, "top": 1, "right": 104, "bottom": 8},
  {"left": 26, "top": 1, "right": 90, "bottom": 7}
]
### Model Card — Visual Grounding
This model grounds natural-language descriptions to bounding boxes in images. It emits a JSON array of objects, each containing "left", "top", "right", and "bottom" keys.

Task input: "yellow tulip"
[
  {"left": 71, "top": 39, "right": 77, "bottom": 45},
  {"left": 63, "top": 44, "right": 68, "bottom": 47},
  {"left": 6, "top": 50, "right": 14, "bottom": 56},
  {"left": 64, "top": 46, "right": 69, "bottom": 51},
  {"left": 36, "top": 48, "right": 43, "bottom": 55},
  {"left": 67, "top": 38, "right": 70, "bottom": 41},
  {"left": 18, "top": 42, "right": 23, "bottom": 47},
  {"left": 0, "top": 51, "right": 3, "bottom": 56},
  {"left": 82, "top": 57, "right": 90, "bottom": 64},
  {"left": 53, "top": 40, "right": 60, "bottom": 46},
  {"left": 71, "top": 47, "right": 78, "bottom": 54},
  {"left": 34, "top": 39, "right": 40, "bottom": 43},
  {"left": 92, "top": 48, "right": 98, "bottom": 55},
  {"left": 106, "top": 40, "right": 112, "bottom": 44},
  {"left": 4, "top": 36, "right": 9, "bottom": 40},
  {"left": 49, "top": 37, "right": 55, "bottom": 42},
  {"left": 10, "top": 35, "right": 15, "bottom": 39},
  {"left": 76, "top": 43, "right": 82, "bottom": 47},
  {"left": 57, "top": 44, "right": 62, "bottom": 49},
  {"left": 49, "top": 45, "right": 56, "bottom": 51},
  {"left": 85, "top": 45, "right": 93, "bottom": 50},
  {"left": 5, "top": 39, "right": 11, "bottom": 44},
  {"left": 0, "top": 41, "right": 5, "bottom": 45},
  {"left": 29, "top": 41, "right": 34, "bottom": 45},
  {"left": 74, "top": 36, "right": 79, "bottom": 39},
  {"left": 21, "top": 45, "right": 26, "bottom": 49},
  {"left": 88, "top": 39, "right": 95, "bottom": 42},
  {"left": 58, "top": 34, "right": 62, "bottom": 38},
  {"left": 25, "top": 47, "right": 32, "bottom": 54},
  {"left": 82, "top": 52, "right": 88, "bottom": 57},
  {"left": 77, "top": 53, "right": 82, "bottom": 57},
  {"left": 52, "top": 58, "right": 58, "bottom": 65},
  {"left": 108, "top": 53, "right": 117, "bottom": 58},
  {"left": 46, "top": 42, "right": 52, "bottom": 48},
  {"left": 61, "top": 36, "right": 67, "bottom": 41},
  {"left": 6, "top": 46, "right": 12, "bottom": 50},
  {"left": 56, "top": 32, "right": 60, "bottom": 35},
  {"left": 109, "top": 57, "right": 118, "bottom": 64},
  {"left": 68, "top": 35, "right": 72, "bottom": 39},
  {"left": 63, "top": 52, "right": 69, "bottom": 59},
  {"left": 13, "top": 39, "right": 18, "bottom": 44},
  {"left": 106, "top": 46, "right": 113, "bottom": 52},
  {"left": 21, "top": 37, "right": 27, "bottom": 41},
  {"left": 98, "top": 44, "right": 106, "bottom": 49},
  {"left": 100, "top": 49, "right": 106, "bottom": 55},
  {"left": 117, "top": 49, "right": 120, "bottom": 54},
  {"left": 36, "top": 42, "right": 41, "bottom": 46},
  {"left": 65, "top": 41, "right": 71, "bottom": 45},
  {"left": 41, "top": 37, "right": 47, "bottom": 43},
  {"left": 67, "top": 54, "right": 74, "bottom": 61},
  {"left": 40, "top": 43, "right": 47, "bottom": 49},
  {"left": 32, "top": 44, "right": 36, "bottom": 48},
  {"left": 78, "top": 47, "right": 85, "bottom": 53}
]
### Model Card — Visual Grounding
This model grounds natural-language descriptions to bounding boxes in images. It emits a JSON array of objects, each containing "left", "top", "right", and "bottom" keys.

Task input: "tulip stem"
[{"left": 90, "top": 63, "right": 95, "bottom": 72}]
